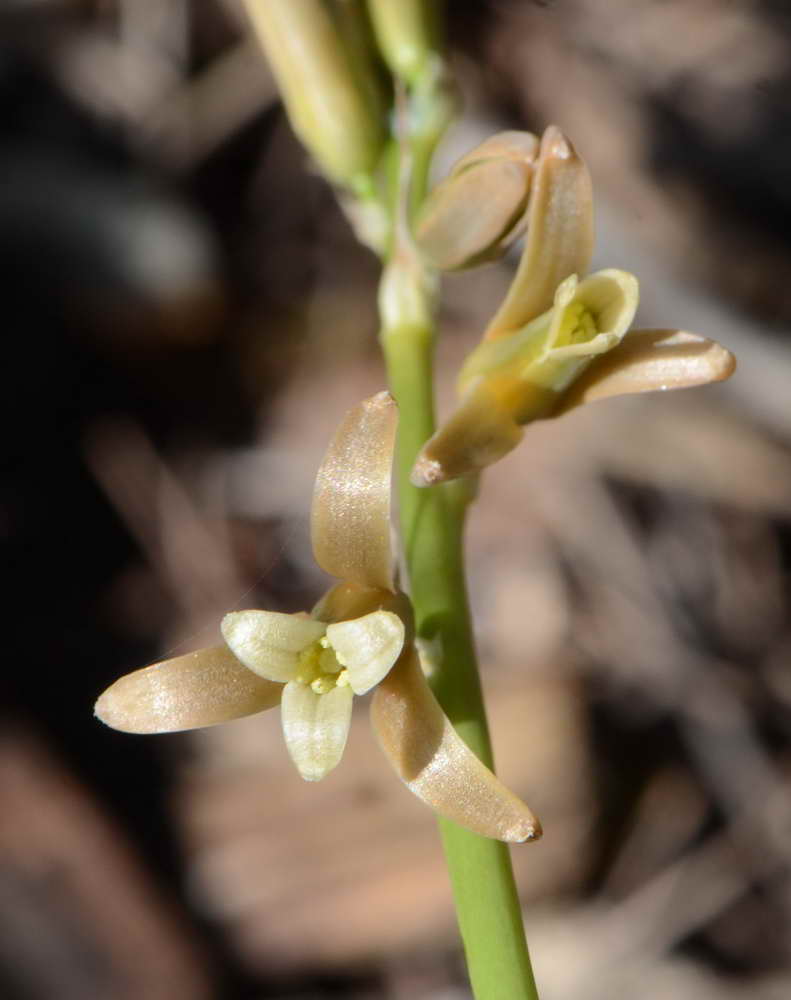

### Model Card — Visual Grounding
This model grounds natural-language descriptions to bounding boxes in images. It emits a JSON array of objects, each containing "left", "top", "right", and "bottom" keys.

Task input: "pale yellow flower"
[{"left": 96, "top": 393, "right": 541, "bottom": 843}]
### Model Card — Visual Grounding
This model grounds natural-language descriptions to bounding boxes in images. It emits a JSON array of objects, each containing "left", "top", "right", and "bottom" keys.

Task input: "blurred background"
[{"left": 3, "top": 1, "right": 791, "bottom": 997}]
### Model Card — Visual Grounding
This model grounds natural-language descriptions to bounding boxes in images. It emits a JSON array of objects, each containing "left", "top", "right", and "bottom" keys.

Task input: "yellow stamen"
[
  {"left": 298, "top": 637, "right": 345, "bottom": 693},
  {"left": 554, "top": 302, "right": 597, "bottom": 348}
]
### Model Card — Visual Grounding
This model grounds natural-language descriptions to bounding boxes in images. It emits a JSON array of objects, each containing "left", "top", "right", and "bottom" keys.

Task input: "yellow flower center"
[
  {"left": 554, "top": 302, "right": 597, "bottom": 348},
  {"left": 295, "top": 637, "right": 350, "bottom": 694}
]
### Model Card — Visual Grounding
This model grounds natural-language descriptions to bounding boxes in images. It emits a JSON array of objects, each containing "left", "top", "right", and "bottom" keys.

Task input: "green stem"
[{"left": 381, "top": 321, "right": 539, "bottom": 1000}]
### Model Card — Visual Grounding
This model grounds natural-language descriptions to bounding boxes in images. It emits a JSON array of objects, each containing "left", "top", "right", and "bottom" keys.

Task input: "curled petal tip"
[
  {"left": 410, "top": 455, "right": 444, "bottom": 488},
  {"left": 540, "top": 123, "right": 572, "bottom": 160},
  {"left": 368, "top": 389, "right": 396, "bottom": 409},
  {"left": 513, "top": 818, "right": 543, "bottom": 844}
]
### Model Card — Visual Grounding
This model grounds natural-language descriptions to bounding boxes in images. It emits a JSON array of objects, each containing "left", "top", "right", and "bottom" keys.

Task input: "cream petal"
[
  {"left": 94, "top": 646, "right": 282, "bottom": 734},
  {"left": 556, "top": 328, "right": 737, "bottom": 413},
  {"left": 311, "top": 391, "right": 397, "bottom": 592},
  {"left": 371, "top": 650, "right": 542, "bottom": 843},
  {"left": 485, "top": 125, "right": 594, "bottom": 340},
  {"left": 325, "top": 610, "right": 405, "bottom": 694},
  {"left": 221, "top": 611, "right": 325, "bottom": 682},
  {"left": 568, "top": 268, "right": 639, "bottom": 342},
  {"left": 281, "top": 681, "right": 353, "bottom": 781}
]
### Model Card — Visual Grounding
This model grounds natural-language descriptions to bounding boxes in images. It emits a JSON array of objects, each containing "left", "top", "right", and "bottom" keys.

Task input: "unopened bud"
[
  {"left": 244, "top": 0, "right": 387, "bottom": 188},
  {"left": 367, "top": 0, "right": 441, "bottom": 84},
  {"left": 416, "top": 131, "right": 539, "bottom": 270}
]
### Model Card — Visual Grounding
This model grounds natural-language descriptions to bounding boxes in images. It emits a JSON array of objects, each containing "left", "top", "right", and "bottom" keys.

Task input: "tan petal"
[
  {"left": 416, "top": 158, "right": 533, "bottom": 271},
  {"left": 325, "top": 611, "right": 405, "bottom": 694},
  {"left": 312, "top": 582, "right": 395, "bottom": 624},
  {"left": 371, "top": 650, "right": 542, "bottom": 843},
  {"left": 311, "top": 391, "right": 397, "bottom": 591},
  {"left": 411, "top": 378, "right": 524, "bottom": 486},
  {"left": 221, "top": 611, "right": 325, "bottom": 682},
  {"left": 485, "top": 125, "right": 594, "bottom": 340},
  {"left": 312, "top": 583, "right": 416, "bottom": 645},
  {"left": 556, "top": 328, "right": 737, "bottom": 413},
  {"left": 94, "top": 646, "right": 282, "bottom": 734},
  {"left": 451, "top": 130, "right": 540, "bottom": 172},
  {"left": 281, "top": 681, "right": 353, "bottom": 781}
]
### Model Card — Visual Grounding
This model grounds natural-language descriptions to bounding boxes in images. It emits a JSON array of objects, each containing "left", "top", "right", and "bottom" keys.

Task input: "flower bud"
[
  {"left": 416, "top": 131, "right": 539, "bottom": 270},
  {"left": 367, "top": 0, "right": 441, "bottom": 84},
  {"left": 244, "top": 0, "right": 387, "bottom": 188}
]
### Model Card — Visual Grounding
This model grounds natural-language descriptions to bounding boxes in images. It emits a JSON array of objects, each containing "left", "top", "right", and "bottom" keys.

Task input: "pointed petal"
[
  {"left": 556, "top": 328, "right": 737, "bottom": 413},
  {"left": 281, "top": 681, "right": 353, "bottom": 781},
  {"left": 221, "top": 611, "right": 325, "bottom": 682},
  {"left": 94, "top": 646, "right": 282, "bottom": 734},
  {"left": 371, "top": 650, "right": 542, "bottom": 843},
  {"left": 485, "top": 125, "right": 594, "bottom": 339},
  {"left": 311, "top": 391, "right": 397, "bottom": 591},
  {"left": 325, "top": 610, "right": 405, "bottom": 694}
]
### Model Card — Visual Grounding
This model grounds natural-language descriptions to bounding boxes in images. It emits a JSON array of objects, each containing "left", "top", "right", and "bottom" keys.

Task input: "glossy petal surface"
[
  {"left": 94, "top": 646, "right": 282, "bottom": 733},
  {"left": 417, "top": 138, "right": 535, "bottom": 269},
  {"left": 222, "top": 611, "right": 325, "bottom": 682},
  {"left": 485, "top": 125, "right": 594, "bottom": 339},
  {"left": 326, "top": 610, "right": 405, "bottom": 694},
  {"left": 371, "top": 651, "right": 542, "bottom": 843},
  {"left": 557, "top": 328, "right": 737, "bottom": 413},
  {"left": 311, "top": 391, "right": 397, "bottom": 591},
  {"left": 281, "top": 681, "right": 354, "bottom": 781}
]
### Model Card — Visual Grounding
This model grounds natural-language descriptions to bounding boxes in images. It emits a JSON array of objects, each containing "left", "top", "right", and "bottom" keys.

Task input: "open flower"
[
  {"left": 411, "top": 127, "right": 736, "bottom": 486},
  {"left": 96, "top": 393, "right": 541, "bottom": 843}
]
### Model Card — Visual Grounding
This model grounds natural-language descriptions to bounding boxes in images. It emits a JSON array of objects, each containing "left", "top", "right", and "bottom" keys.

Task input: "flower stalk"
[
  {"left": 381, "top": 302, "right": 540, "bottom": 1000},
  {"left": 380, "top": 157, "right": 541, "bottom": 995}
]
